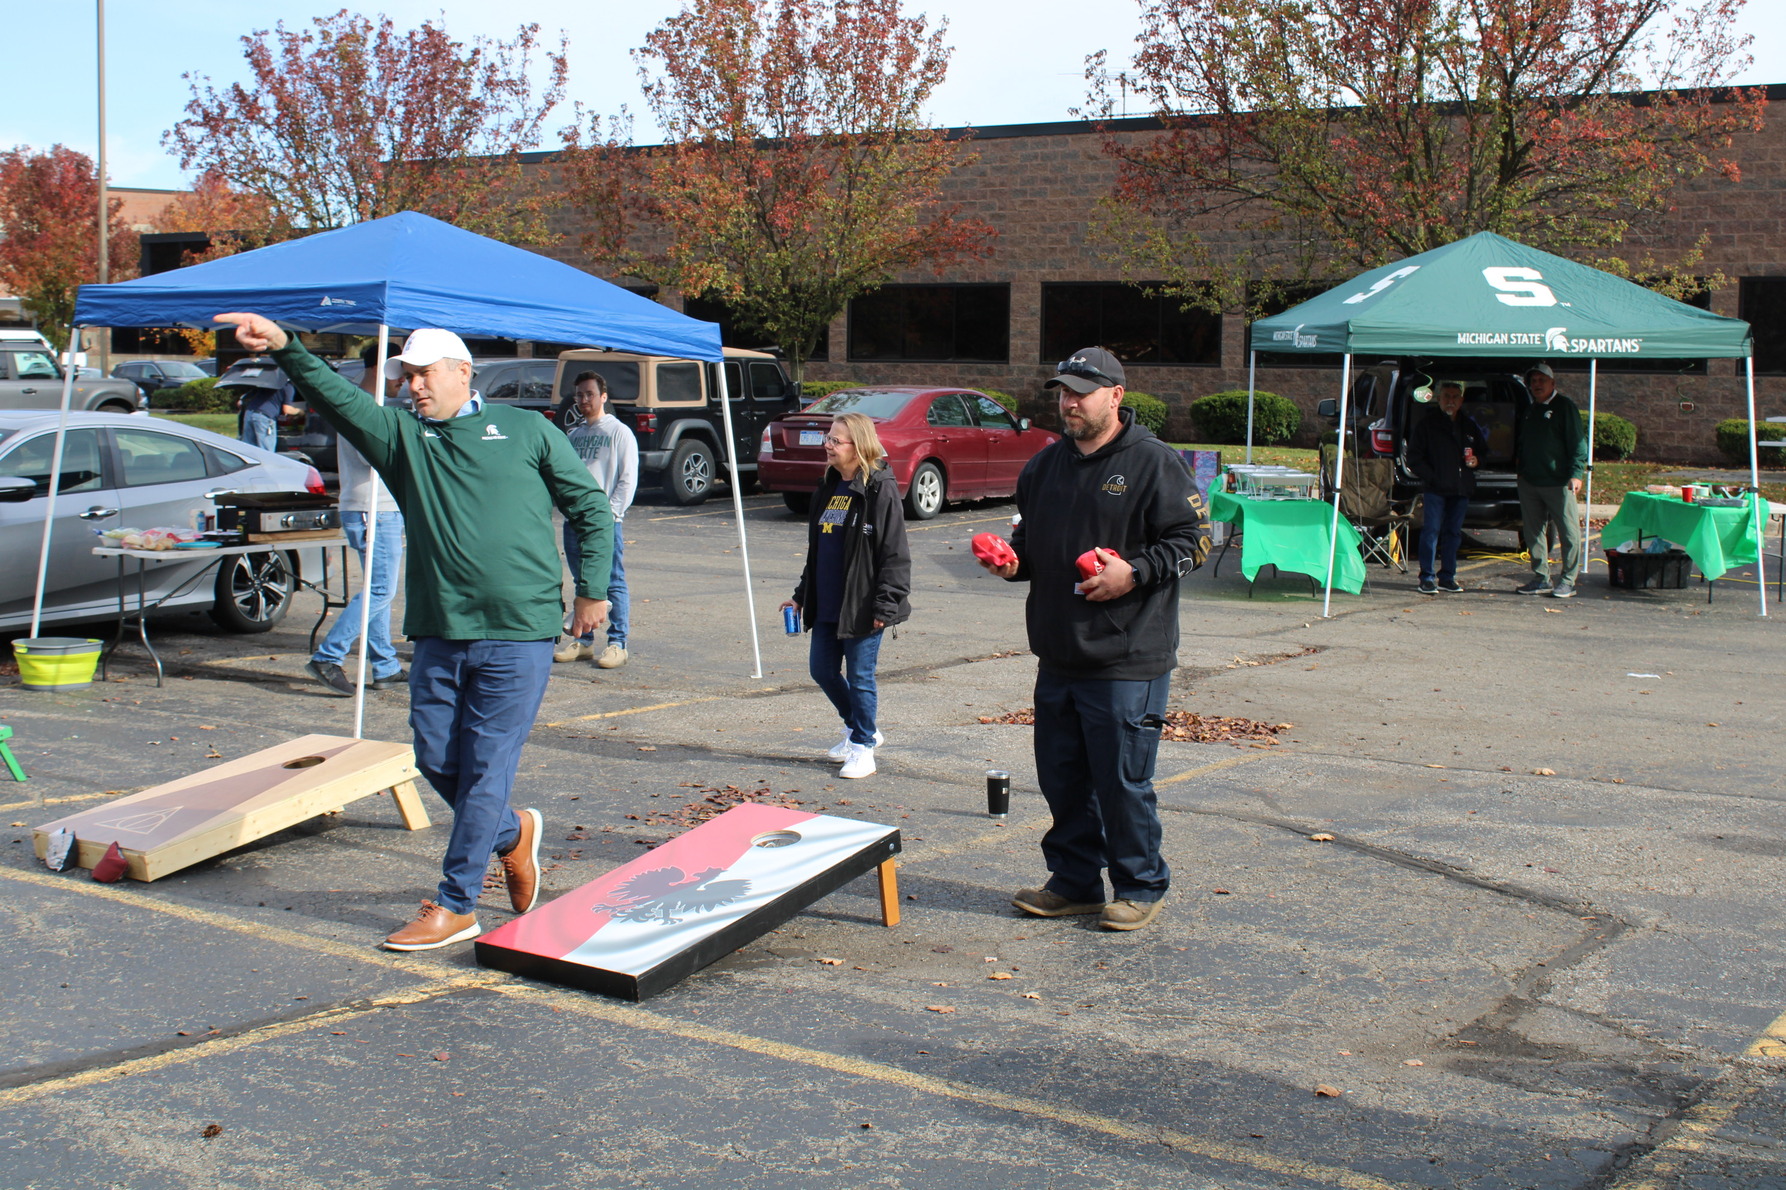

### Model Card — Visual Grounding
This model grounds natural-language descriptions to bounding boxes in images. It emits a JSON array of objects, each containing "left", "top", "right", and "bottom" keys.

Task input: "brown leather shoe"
[
  {"left": 498, "top": 808, "right": 543, "bottom": 913},
  {"left": 383, "top": 901, "right": 480, "bottom": 951}
]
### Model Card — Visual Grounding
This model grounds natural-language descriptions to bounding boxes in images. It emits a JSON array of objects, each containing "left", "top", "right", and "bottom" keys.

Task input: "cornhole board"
[
  {"left": 32, "top": 734, "right": 429, "bottom": 882},
  {"left": 476, "top": 802, "right": 901, "bottom": 1001}
]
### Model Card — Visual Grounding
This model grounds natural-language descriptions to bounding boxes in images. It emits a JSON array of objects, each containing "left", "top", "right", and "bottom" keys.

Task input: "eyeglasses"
[
  {"left": 823, "top": 436, "right": 852, "bottom": 447},
  {"left": 1055, "top": 357, "right": 1120, "bottom": 388}
]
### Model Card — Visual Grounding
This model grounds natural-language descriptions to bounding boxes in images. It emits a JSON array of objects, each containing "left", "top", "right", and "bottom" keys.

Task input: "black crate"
[{"left": 1606, "top": 548, "right": 1691, "bottom": 589}]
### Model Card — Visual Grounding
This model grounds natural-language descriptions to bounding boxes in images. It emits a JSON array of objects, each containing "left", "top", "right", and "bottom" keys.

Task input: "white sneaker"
[
  {"left": 828, "top": 729, "right": 884, "bottom": 760},
  {"left": 839, "top": 743, "right": 876, "bottom": 779},
  {"left": 552, "top": 636, "right": 593, "bottom": 663}
]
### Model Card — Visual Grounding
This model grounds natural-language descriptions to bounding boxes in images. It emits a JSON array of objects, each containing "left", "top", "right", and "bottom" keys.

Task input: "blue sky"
[{"left": 7, "top": 0, "right": 1783, "bottom": 191}]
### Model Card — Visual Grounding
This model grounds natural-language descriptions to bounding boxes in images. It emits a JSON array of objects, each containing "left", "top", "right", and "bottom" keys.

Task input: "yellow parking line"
[
  {"left": 542, "top": 695, "right": 724, "bottom": 728},
  {"left": 1746, "top": 1005, "right": 1786, "bottom": 1058},
  {"left": 1155, "top": 752, "right": 1271, "bottom": 786},
  {"left": 499, "top": 984, "right": 1417, "bottom": 1190},
  {"left": 0, "top": 981, "right": 473, "bottom": 1108}
]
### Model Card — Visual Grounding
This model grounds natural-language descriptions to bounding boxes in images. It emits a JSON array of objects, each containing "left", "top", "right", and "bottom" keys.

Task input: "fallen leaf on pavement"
[
  {"left": 818, "top": 958, "right": 843, "bottom": 966},
  {"left": 1022, "top": 992, "right": 1041, "bottom": 1000},
  {"left": 1532, "top": 768, "right": 1556, "bottom": 776},
  {"left": 1314, "top": 1085, "right": 1343, "bottom": 1098},
  {"left": 1212, "top": 887, "right": 1231, "bottom": 895},
  {"left": 1310, "top": 833, "right": 1335, "bottom": 842},
  {"left": 201, "top": 1124, "right": 223, "bottom": 1138},
  {"left": 1403, "top": 1059, "right": 1424, "bottom": 1066},
  {"left": 925, "top": 1005, "right": 956, "bottom": 1013},
  {"left": 988, "top": 972, "right": 1013, "bottom": 980},
  {"left": 433, "top": 1052, "right": 450, "bottom": 1061}
]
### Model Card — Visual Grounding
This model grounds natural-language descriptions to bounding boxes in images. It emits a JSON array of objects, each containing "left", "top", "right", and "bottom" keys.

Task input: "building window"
[
  {"left": 683, "top": 294, "right": 827, "bottom": 361},
  {"left": 848, "top": 285, "right": 1009, "bottom": 363},
  {"left": 1040, "top": 283, "right": 1221, "bottom": 366},
  {"left": 1741, "top": 278, "right": 1786, "bottom": 375}
]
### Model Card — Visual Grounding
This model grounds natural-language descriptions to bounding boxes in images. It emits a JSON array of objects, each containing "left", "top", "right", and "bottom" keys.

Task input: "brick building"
[{"left": 535, "top": 93, "right": 1786, "bottom": 464}]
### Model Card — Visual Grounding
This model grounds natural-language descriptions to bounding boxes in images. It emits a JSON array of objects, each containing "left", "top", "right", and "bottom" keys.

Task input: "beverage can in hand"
[{"left": 783, "top": 605, "right": 800, "bottom": 635}]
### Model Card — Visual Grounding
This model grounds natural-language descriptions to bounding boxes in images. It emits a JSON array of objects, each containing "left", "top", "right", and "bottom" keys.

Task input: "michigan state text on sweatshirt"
[
  {"left": 1008, "top": 411, "right": 1210, "bottom": 680},
  {"left": 274, "top": 340, "right": 613, "bottom": 641}
]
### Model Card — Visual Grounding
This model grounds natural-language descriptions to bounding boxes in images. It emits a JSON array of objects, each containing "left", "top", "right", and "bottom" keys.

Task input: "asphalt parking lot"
[{"left": 3, "top": 489, "right": 1783, "bottom": 1189}]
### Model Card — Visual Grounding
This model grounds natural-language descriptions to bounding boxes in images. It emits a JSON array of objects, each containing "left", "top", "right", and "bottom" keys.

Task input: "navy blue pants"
[
  {"left": 1418, "top": 491, "right": 1470, "bottom": 585},
  {"left": 409, "top": 637, "right": 554, "bottom": 913},
  {"left": 1032, "top": 668, "right": 1171, "bottom": 904}
]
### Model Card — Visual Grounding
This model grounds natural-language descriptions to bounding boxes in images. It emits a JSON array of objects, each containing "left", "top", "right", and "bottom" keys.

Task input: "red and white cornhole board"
[{"left": 475, "top": 802, "right": 902, "bottom": 1000}]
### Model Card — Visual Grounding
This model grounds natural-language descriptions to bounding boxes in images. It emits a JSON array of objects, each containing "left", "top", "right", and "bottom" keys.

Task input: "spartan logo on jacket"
[
  {"left": 588, "top": 865, "right": 752, "bottom": 925},
  {"left": 481, "top": 423, "right": 508, "bottom": 441}
]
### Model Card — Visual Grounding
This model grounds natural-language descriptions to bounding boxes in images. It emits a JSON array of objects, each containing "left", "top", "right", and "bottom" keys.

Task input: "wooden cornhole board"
[
  {"left": 476, "top": 802, "right": 901, "bottom": 1001},
  {"left": 32, "top": 733, "right": 429, "bottom": 882}
]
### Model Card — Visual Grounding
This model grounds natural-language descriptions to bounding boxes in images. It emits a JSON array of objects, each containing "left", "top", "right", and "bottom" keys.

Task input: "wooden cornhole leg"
[
  {"left": 387, "top": 779, "right": 431, "bottom": 829},
  {"left": 877, "top": 858, "right": 901, "bottom": 927}
]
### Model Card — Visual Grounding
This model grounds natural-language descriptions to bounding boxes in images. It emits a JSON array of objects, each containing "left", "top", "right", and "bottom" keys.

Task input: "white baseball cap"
[{"left": 383, "top": 328, "right": 472, "bottom": 378}]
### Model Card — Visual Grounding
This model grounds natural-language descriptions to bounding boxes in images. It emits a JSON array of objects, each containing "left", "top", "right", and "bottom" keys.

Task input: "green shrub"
[
  {"left": 1190, "top": 390, "right": 1301, "bottom": 445},
  {"left": 801, "top": 380, "right": 859, "bottom": 404},
  {"left": 1122, "top": 391, "right": 1169, "bottom": 435},
  {"left": 1715, "top": 418, "right": 1786, "bottom": 466},
  {"left": 155, "top": 376, "right": 232, "bottom": 414},
  {"left": 979, "top": 388, "right": 1018, "bottom": 416},
  {"left": 1593, "top": 412, "right": 1637, "bottom": 460}
]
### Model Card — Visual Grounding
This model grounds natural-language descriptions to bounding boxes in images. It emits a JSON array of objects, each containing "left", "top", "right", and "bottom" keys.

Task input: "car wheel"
[
  {"left": 97, "top": 400, "right": 137, "bottom": 415},
  {"left": 665, "top": 439, "right": 716, "bottom": 505},
  {"left": 782, "top": 491, "right": 812, "bottom": 515},
  {"left": 905, "top": 461, "right": 945, "bottom": 520},
  {"left": 209, "top": 550, "right": 295, "bottom": 633}
]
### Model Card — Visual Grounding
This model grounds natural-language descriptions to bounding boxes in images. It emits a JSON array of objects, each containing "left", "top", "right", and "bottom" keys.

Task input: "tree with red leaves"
[
  {"left": 165, "top": 11, "right": 566, "bottom": 244},
  {"left": 561, "top": 0, "right": 995, "bottom": 379},
  {"left": 1089, "top": 0, "right": 1766, "bottom": 307},
  {"left": 0, "top": 144, "right": 137, "bottom": 353}
]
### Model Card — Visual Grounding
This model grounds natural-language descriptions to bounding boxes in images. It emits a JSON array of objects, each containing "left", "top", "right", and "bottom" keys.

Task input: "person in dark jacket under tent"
[
  {"left": 976, "top": 347, "right": 1210, "bottom": 932},
  {"left": 781, "top": 411, "right": 912, "bottom": 780},
  {"left": 1405, "top": 379, "right": 1487, "bottom": 595}
]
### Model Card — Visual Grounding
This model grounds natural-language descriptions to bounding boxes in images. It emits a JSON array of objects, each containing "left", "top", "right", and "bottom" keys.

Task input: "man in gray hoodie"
[{"left": 555, "top": 371, "right": 639, "bottom": 668}]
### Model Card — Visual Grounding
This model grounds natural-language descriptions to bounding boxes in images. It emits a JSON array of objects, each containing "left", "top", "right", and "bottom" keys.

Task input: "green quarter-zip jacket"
[{"left": 274, "top": 340, "right": 612, "bottom": 641}]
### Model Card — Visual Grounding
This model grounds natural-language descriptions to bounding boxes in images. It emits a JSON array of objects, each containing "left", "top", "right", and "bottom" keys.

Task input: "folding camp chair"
[{"left": 1320, "top": 446, "right": 1413, "bottom": 574}]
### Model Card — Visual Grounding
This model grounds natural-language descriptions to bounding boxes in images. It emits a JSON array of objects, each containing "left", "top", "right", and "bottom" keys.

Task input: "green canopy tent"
[{"left": 1247, "top": 232, "right": 1761, "bottom": 617}]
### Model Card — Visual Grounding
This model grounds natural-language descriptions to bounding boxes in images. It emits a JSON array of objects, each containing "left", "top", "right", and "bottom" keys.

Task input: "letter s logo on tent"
[
  {"left": 1342, "top": 265, "right": 1419, "bottom": 305},
  {"left": 1482, "top": 267, "right": 1558, "bottom": 307}
]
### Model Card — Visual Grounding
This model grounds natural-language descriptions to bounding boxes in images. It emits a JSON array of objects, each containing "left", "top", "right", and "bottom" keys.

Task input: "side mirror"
[
  {"left": 0, "top": 476, "right": 38, "bottom": 503},
  {"left": 1316, "top": 399, "right": 1339, "bottom": 420},
  {"left": 1018, "top": 417, "right": 1032, "bottom": 431}
]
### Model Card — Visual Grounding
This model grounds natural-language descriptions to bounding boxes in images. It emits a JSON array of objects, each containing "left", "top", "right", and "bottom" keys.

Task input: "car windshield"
[
  {"left": 164, "top": 362, "right": 209, "bottom": 379},
  {"left": 805, "top": 390, "right": 914, "bottom": 418}
]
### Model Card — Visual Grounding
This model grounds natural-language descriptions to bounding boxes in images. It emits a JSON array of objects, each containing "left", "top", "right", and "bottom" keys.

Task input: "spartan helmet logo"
[
  {"left": 1544, "top": 327, "right": 1570, "bottom": 352},
  {"left": 486, "top": 424, "right": 501, "bottom": 437}
]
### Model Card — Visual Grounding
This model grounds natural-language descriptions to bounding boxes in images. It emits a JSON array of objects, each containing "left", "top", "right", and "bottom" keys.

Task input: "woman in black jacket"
[
  {"left": 1405, "top": 381, "right": 1487, "bottom": 594},
  {"left": 780, "top": 412, "right": 912, "bottom": 778}
]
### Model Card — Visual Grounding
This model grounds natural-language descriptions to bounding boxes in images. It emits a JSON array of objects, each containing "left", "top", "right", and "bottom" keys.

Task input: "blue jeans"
[
  {"left": 1032, "top": 668, "right": 1171, "bottom": 904},
  {"left": 312, "top": 511, "right": 404, "bottom": 678},
  {"left": 1418, "top": 492, "right": 1470, "bottom": 584},
  {"left": 408, "top": 637, "right": 554, "bottom": 913},
  {"left": 563, "top": 520, "right": 627, "bottom": 646},
  {"left": 809, "top": 621, "right": 883, "bottom": 745},
  {"left": 241, "top": 410, "right": 278, "bottom": 452}
]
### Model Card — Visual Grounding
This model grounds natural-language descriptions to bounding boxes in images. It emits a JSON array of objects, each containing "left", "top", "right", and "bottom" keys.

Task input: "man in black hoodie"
[{"left": 978, "top": 347, "right": 1210, "bottom": 931}]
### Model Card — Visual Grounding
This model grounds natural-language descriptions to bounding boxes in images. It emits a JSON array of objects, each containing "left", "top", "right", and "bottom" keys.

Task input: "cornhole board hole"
[
  {"left": 32, "top": 734, "right": 429, "bottom": 882},
  {"left": 476, "top": 802, "right": 901, "bottom": 1001}
]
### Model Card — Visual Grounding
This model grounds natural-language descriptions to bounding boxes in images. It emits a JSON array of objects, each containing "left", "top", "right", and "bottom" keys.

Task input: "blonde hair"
[{"left": 830, "top": 411, "right": 886, "bottom": 474}]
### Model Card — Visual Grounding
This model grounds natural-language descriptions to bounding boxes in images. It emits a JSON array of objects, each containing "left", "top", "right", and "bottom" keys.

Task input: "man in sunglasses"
[{"left": 977, "top": 346, "right": 1210, "bottom": 932}]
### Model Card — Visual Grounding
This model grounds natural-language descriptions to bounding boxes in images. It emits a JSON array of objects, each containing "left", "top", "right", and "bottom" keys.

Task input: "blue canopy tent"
[{"left": 35, "top": 213, "right": 760, "bottom": 728}]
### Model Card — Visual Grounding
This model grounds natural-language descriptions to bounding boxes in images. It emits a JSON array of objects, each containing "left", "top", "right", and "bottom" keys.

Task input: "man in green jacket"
[
  {"left": 1515, "top": 362, "right": 1590, "bottom": 598},
  {"left": 219, "top": 313, "right": 613, "bottom": 951}
]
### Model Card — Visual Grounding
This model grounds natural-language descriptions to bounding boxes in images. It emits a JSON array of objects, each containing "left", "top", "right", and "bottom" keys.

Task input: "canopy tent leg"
[
  {"left": 1244, "top": 351, "right": 1257, "bottom": 464},
  {"left": 1323, "top": 354, "right": 1352, "bottom": 619},
  {"left": 28, "top": 345, "right": 83, "bottom": 638},
  {"left": 350, "top": 325, "right": 393, "bottom": 739},
  {"left": 713, "top": 363, "right": 765, "bottom": 678},
  {"left": 1584, "top": 360, "right": 1597, "bottom": 581},
  {"left": 1747, "top": 356, "right": 1768, "bottom": 618}
]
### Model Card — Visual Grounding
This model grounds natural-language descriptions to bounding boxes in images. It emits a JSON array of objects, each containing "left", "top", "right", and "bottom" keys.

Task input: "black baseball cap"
[{"left": 1046, "top": 347, "right": 1126, "bottom": 394}]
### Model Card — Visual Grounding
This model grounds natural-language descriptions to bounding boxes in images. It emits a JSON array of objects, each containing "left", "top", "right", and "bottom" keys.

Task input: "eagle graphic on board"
[{"left": 589, "top": 865, "right": 752, "bottom": 925}]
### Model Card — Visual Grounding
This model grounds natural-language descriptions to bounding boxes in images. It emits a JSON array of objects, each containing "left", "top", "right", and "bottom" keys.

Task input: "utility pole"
[{"left": 95, "top": 0, "right": 109, "bottom": 376}]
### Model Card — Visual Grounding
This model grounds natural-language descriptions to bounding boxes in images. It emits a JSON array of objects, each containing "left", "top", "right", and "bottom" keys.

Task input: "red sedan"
[{"left": 757, "top": 387, "right": 1060, "bottom": 519}]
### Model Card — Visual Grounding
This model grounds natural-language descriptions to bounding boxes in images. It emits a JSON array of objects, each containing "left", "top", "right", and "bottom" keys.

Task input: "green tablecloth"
[
  {"left": 1209, "top": 491, "right": 1367, "bottom": 593},
  {"left": 1599, "top": 492, "right": 1762, "bottom": 582}
]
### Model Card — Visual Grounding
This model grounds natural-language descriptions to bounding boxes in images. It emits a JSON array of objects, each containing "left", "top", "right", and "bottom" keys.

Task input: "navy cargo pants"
[{"left": 1032, "top": 667, "right": 1172, "bottom": 904}]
